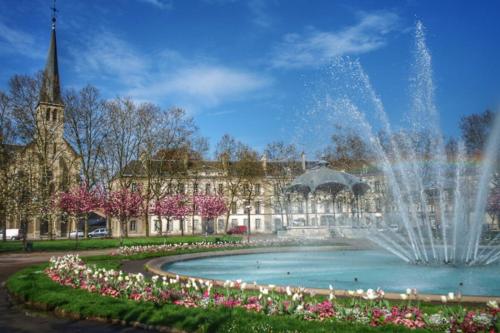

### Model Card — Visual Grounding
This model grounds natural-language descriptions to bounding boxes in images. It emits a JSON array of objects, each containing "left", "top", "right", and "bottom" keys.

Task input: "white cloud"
[
  {"left": 0, "top": 20, "right": 43, "bottom": 59},
  {"left": 248, "top": 0, "right": 272, "bottom": 28},
  {"left": 138, "top": 0, "right": 173, "bottom": 10},
  {"left": 70, "top": 30, "right": 271, "bottom": 112},
  {"left": 130, "top": 65, "right": 271, "bottom": 107},
  {"left": 71, "top": 31, "right": 147, "bottom": 86},
  {"left": 271, "top": 11, "right": 400, "bottom": 69}
]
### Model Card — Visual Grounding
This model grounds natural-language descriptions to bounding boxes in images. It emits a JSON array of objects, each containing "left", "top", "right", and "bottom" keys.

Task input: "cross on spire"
[{"left": 50, "top": 0, "right": 57, "bottom": 29}]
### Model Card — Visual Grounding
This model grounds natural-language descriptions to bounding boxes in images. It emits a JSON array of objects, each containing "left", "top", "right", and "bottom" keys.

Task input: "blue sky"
[{"left": 1, "top": 0, "right": 499, "bottom": 154}]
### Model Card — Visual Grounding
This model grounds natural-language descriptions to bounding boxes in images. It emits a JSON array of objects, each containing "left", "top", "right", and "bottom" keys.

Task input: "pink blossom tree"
[
  {"left": 194, "top": 195, "right": 227, "bottom": 235},
  {"left": 101, "top": 187, "right": 143, "bottom": 245},
  {"left": 154, "top": 195, "right": 192, "bottom": 236},
  {"left": 53, "top": 183, "right": 99, "bottom": 247}
]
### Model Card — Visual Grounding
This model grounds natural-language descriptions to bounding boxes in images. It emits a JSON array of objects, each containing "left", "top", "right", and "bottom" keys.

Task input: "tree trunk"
[
  {"left": 180, "top": 218, "right": 184, "bottom": 236},
  {"left": 84, "top": 213, "right": 89, "bottom": 238},
  {"left": 1, "top": 213, "right": 6, "bottom": 241},
  {"left": 144, "top": 212, "right": 150, "bottom": 237},
  {"left": 225, "top": 210, "right": 231, "bottom": 233},
  {"left": 74, "top": 215, "right": 81, "bottom": 250},
  {"left": 120, "top": 218, "right": 126, "bottom": 247}
]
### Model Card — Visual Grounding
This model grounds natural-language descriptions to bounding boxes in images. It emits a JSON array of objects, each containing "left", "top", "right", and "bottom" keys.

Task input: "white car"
[
  {"left": 69, "top": 230, "right": 84, "bottom": 239},
  {"left": 88, "top": 228, "right": 109, "bottom": 238},
  {"left": 0, "top": 229, "right": 20, "bottom": 240}
]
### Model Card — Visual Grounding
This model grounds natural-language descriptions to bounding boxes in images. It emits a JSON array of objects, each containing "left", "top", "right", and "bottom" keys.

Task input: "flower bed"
[
  {"left": 46, "top": 254, "right": 499, "bottom": 332},
  {"left": 111, "top": 239, "right": 328, "bottom": 256}
]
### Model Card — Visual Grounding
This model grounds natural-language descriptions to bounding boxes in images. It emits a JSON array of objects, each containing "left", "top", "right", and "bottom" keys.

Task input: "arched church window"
[
  {"left": 52, "top": 109, "right": 57, "bottom": 121},
  {"left": 46, "top": 109, "right": 51, "bottom": 121}
]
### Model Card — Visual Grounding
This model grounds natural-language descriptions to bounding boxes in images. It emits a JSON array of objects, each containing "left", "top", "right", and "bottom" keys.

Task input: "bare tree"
[
  {"left": 99, "top": 97, "right": 145, "bottom": 236},
  {"left": 460, "top": 110, "right": 496, "bottom": 156},
  {"left": 8, "top": 73, "right": 79, "bottom": 239},
  {"left": 263, "top": 141, "right": 301, "bottom": 230},
  {"left": 321, "top": 125, "right": 372, "bottom": 172},
  {"left": 0, "top": 90, "right": 15, "bottom": 241},
  {"left": 64, "top": 85, "right": 106, "bottom": 188},
  {"left": 137, "top": 107, "right": 197, "bottom": 236},
  {"left": 215, "top": 134, "right": 263, "bottom": 233}
]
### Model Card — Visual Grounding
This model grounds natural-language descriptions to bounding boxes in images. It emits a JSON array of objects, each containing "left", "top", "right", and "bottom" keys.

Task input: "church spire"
[{"left": 39, "top": 0, "right": 62, "bottom": 105}]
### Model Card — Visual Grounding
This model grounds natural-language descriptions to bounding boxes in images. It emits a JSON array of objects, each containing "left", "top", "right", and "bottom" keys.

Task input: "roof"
[
  {"left": 39, "top": 22, "right": 63, "bottom": 105},
  {"left": 286, "top": 162, "right": 370, "bottom": 196}
]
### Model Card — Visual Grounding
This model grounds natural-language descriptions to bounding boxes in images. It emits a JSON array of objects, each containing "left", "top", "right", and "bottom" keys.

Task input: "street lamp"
[{"left": 245, "top": 204, "right": 251, "bottom": 243}]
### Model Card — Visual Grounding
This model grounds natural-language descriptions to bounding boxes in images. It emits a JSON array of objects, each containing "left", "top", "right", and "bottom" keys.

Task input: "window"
[
  {"left": 193, "top": 219, "right": 199, "bottom": 230},
  {"left": 324, "top": 201, "right": 331, "bottom": 213},
  {"left": 52, "top": 109, "right": 57, "bottom": 121},
  {"left": 131, "top": 182, "right": 137, "bottom": 192},
  {"left": 298, "top": 201, "right": 304, "bottom": 214},
  {"left": 231, "top": 219, "right": 238, "bottom": 227},
  {"left": 205, "top": 183, "right": 211, "bottom": 195},
  {"left": 311, "top": 202, "right": 317, "bottom": 214},
  {"left": 193, "top": 183, "right": 198, "bottom": 194},
  {"left": 243, "top": 218, "right": 248, "bottom": 225},
  {"left": 231, "top": 202, "right": 237, "bottom": 214},
  {"left": 218, "top": 183, "right": 224, "bottom": 195},
  {"left": 46, "top": 109, "right": 50, "bottom": 121},
  {"left": 254, "top": 184, "right": 261, "bottom": 195},
  {"left": 273, "top": 203, "right": 280, "bottom": 214},
  {"left": 255, "top": 201, "right": 261, "bottom": 214},
  {"left": 130, "top": 220, "right": 136, "bottom": 231},
  {"left": 178, "top": 183, "right": 185, "bottom": 194},
  {"left": 242, "top": 183, "right": 249, "bottom": 195},
  {"left": 255, "top": 218, "right": 261, "bottom": 229},
  {"left": 374, "top": 181, "right": 381, "bottom": 192},
  {"left": 154, "top": 219, "right": 161, "bottom": 232},
  {"left": 218, "top": 219, "right": 225, "bottom": 230}
]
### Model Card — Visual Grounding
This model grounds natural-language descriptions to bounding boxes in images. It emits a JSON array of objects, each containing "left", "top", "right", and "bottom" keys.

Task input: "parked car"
[
  {"left": 69, "top": 230, "right": 84, "bottom": 239},
  {"left": 0, "top": 229, "right": 20, "bottom": 240},
  {"left": 88, "top": 228, "right": 109, "bottom": 238},
  {"left": 227, "top": 225, "right": 247, "bottom": 235}
]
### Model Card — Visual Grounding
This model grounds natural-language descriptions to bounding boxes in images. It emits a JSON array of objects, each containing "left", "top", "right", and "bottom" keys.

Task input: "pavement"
[{"left": 0, "top": 249, "right": 150, "bottom": 333}]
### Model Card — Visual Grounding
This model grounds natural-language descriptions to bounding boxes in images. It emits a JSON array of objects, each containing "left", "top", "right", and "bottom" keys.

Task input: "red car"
[{"left": 227, "top": 225, "right": 247, "bottom": 235}]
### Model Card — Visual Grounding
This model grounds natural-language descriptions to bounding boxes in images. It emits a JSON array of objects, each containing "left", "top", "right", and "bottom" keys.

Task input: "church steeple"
[
  {"left": 39, "top": 1, "right": 63, "bottom": 106},
  {"left": 36, "top": 0, "right": 65, "bottom": 144}
]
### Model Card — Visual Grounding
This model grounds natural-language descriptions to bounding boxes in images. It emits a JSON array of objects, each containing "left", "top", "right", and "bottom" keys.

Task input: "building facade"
[{"left": 3, "top": 16, "right": 81, "bottom": 239}]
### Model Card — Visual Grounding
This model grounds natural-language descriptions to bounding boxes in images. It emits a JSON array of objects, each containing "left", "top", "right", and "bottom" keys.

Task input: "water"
[
  {"left": 163, "top": 250, "right": 500, "bottom": 296},
  {"left": 294, "top": 21, "right": 500, "bottom": 265}
]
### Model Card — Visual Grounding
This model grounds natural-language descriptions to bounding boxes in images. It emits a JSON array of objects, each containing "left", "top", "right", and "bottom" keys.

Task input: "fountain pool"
[{"left": 163, "top": 250, "right": 500, "bottom": 296}]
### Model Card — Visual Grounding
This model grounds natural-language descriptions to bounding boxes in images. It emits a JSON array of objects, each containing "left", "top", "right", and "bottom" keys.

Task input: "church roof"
[{"left": 39, "top": 17, "right": 63, "bottom": 105}]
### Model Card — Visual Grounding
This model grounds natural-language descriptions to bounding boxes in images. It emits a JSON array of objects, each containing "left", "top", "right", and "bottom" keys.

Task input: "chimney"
[{"left": 301, "top": 152, "right": 306, "bottom": 171}]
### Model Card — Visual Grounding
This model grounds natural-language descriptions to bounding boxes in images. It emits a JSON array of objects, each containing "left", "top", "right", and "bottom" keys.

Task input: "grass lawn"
[
  {"left": 7, "top": 259, "right": 433, "bottom": 333},
  {"left": 0, "top": 235, "right": 240, "bottom": 253}
]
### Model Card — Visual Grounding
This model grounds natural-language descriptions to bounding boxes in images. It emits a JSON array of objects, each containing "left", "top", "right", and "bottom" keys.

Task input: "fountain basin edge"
[{"left": 145, "top": 246, "right": 500, "bottom": 305}]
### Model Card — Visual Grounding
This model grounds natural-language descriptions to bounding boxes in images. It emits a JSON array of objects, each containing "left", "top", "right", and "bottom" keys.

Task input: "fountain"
[
  {"left": 160, "top": 21, "right": 500, "bottom": 296},
  {"left": 312, "top": 21, "right": 500, "bottom": 266}
]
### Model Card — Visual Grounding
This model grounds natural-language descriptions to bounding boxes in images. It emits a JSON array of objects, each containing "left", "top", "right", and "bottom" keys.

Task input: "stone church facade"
[{"left": 4, "top": 16, "right": 81, "bottom": 239}]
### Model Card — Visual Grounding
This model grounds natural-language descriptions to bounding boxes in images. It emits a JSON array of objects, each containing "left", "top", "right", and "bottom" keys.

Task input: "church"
[{"left": 3, "top": 14, "right": 81, "bottom": 239}]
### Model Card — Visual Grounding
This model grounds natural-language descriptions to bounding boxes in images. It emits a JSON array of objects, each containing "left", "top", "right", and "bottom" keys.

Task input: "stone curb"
[{"left": 146, "top": 246, "right": 500, "bottom": 305}]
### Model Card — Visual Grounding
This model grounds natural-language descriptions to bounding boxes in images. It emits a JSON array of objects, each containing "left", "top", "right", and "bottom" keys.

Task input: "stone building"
[
  {"left": 3, "top": 15, "right": 81, "bottom": 239},
  {"left": 111, "top": 155, "right": 384, "bottom": 237}
]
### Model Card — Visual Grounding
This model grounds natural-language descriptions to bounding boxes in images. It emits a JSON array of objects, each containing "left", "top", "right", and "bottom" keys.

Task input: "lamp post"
[{"left": 245, "top": 204, "right": 251, "bottom": 243}]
